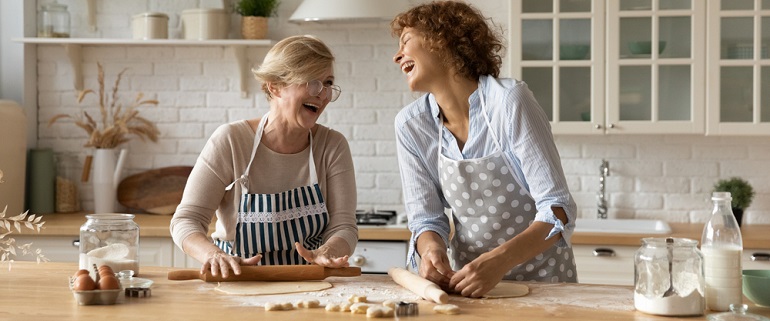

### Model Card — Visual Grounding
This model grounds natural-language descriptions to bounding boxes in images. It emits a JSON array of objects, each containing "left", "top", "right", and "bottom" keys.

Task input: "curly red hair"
[{"left": 391, "top": 1, "right": 504, "bottom": 79}]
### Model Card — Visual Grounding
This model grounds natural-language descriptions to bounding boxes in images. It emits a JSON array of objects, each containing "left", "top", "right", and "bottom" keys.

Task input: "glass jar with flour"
[
  {"left": 634, "top": 237, "right": 705, "bottom": 316},
  {"left": 79, "top": 214, "right": 140, "bottom": 275}
]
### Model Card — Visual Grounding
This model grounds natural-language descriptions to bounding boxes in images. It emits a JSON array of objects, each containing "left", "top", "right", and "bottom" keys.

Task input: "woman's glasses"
[{"left": 306, "top": 80, "right": 341, "bottom": 102}]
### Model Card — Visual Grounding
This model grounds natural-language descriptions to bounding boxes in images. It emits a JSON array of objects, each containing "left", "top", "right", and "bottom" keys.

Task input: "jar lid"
[
  {"left": 42, "top": 3, "right": 68, "bottom": 10},
  {"left": 641, "top": 237, "right": 699, "bottom": 248},
  {"left": 132, "top": 12, "right": 169, "bottom": 19}
]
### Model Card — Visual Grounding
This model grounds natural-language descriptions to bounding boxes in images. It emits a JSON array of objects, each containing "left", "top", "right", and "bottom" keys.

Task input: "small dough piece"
[
  {"left": 340, "top": 302, "right": 352, "bottom": 312},
  {"left": 265, "top": 302, "right": 284, "bottom": 311},
  {"left": 367, "top": 306, "right": 394, "bottom": 318},
  {"left": 483, "top": 283, "right": 529, "bottom": 299},
  {"left": 381, "top": 306, "right": 394, "bottom": 317},
  {"left": 350, "top": 303, "right": 372, "bottom": 314},
  {"left": 216, "top": 281, "right": 332, "bottom": 295},
  {"left": 281, "top": 302, "right": 294, "bottom": 310},
  {"left": 325, "top": 303, "right": 341, "bottom": 312},
  {"left": 382, "top": 300, "right": 398, "bottom": 308},
  {"left": 434, "top": 304, "right": 460, "bottom": 315},
  {"left": 295, "top": 299, "right": 320, "bottom": 308},
  {"left": 348, "top": 294, "right": 367, "bottom": 303}
]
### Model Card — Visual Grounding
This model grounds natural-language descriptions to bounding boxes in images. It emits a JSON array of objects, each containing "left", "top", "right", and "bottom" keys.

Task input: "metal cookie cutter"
[
  {"left": 125, "top": 287, "right": 151, "bottom": 297},
  {"left": 395, "top": 301, "right": 419, "bottom": 317}
]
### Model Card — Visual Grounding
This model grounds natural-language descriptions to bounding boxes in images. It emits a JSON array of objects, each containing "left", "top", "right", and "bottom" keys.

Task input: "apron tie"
[{"left": 226, "top": 174, "right": 249, "bottom": 191}]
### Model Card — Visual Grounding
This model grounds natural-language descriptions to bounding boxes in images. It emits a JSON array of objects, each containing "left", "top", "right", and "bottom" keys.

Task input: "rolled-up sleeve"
[
  {"left": 394, "top": 100, "right": 451, "bottom": 269},
  {"left": 501, "top": 79, "right": 577, "bottom": 247}
]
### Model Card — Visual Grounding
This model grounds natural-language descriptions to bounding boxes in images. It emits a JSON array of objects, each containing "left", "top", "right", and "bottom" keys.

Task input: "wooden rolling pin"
[
  {"left": 388, "top": 267, "right": 448, "bottom": 304},
  {"left": 168, "top": 265, "right": 361, "bottom": 282}
]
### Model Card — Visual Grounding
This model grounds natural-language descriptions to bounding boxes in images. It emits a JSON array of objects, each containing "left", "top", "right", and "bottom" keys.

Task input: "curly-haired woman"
[{"left": 391, "top": 1, "right": 578, "bottom": 297}]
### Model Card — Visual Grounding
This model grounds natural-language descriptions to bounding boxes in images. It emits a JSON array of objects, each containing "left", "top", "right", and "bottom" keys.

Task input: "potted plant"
[
  {"left": 713, "top": 177, "right": 755, "bottom": 226},
  {"left": 234, "top": 0, "right": 280, "bottom": 40}
]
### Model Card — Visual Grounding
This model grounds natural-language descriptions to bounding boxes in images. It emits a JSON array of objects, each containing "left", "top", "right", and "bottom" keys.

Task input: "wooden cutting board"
[{"left": 117, "top": 166, "right": 193, "bottom": 215}]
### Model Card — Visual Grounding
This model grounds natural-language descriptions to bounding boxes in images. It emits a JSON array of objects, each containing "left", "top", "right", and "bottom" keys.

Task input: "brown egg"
[
  {"left": 97, "top": 275, "right": 120, "bottom": 290},
  {"left": 98, "top": 265, "right": 114, "bottom": 277},
  {"left": 72, "top": 274, "right": 96, "bottom": 291},
  {"left": 73, "top": 269, "right": 90, "bottom": 278}
]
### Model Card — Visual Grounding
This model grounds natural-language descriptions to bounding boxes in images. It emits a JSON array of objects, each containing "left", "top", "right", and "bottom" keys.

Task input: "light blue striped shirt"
[{"left": 394, "top": 75, "right": 577, "bottom": 268}]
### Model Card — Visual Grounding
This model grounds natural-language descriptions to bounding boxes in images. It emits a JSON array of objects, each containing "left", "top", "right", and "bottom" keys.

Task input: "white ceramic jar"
[
  {"left": 181, "top": 8, "right": 229, "bottom": 40},
  {"left": 132, "top": 12, "right": 169, "bottom": 40}
]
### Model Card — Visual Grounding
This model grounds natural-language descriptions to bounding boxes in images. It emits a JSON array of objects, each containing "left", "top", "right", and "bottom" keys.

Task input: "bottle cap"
[{"left": 712, "top": 192, "right": 732, "bottom": 201}]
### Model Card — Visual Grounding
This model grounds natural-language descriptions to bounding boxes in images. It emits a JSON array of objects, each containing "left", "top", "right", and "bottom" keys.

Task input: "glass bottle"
[
  {"left": 38, "top": 2, "right": 70, "bottom": 38},
  {"left": 79, "top": 214, "right": 140, "bottom": 275},
  {"left": 701, "top": 192, "right": 743, "bottom": 312},
  {"left": 634, "top": 237, "right": 705, "bottom": 316}
]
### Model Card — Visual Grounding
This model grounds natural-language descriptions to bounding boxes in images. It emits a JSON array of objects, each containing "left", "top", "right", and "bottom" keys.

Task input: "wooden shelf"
[{"left": 14, "top": 37, "right": 274, "bottom": 97}]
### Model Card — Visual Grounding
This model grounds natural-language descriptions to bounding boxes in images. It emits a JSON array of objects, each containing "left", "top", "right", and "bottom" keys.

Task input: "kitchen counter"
[
  {"left": 18, "top": 213, "right": 770, "bottom": 248},
  {"left": 3, "top": 262, "right": 768, "bottom": 320}
]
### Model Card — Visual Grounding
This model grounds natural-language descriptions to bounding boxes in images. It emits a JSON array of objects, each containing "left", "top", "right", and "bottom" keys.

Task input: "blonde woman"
[{"left": 171, "top": 35, "right": 357, "bottom": 278}]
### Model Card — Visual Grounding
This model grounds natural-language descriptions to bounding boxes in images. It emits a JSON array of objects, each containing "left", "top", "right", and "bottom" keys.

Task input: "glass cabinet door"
[
  {"left": 707, "top": 0, "right": 770, "bottom": 135},
  {"left": 511, "top": 0, "right": 605, "bottom": 134},
  {"left": 607, "top": 0, "right": 705, "bottom": 133}
]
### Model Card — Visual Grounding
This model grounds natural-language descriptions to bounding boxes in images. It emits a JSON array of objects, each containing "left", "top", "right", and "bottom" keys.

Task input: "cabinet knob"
[
  {"left": 608, "top": 123, "right": 616, "bottom": 129},
  {"left": 351, "top": 255, "right": 366, "bottom": 266},
  {"left": 72, "top": 239, "right": 80, "bottom": 247},
  {"left": 593, "top": 248, "right": 616, "bottom": 257},
  {"left": 751, "top": 252, "right": 770, "bottom": 261},
  {"left": 594, "top": 124, "right": 602, "bottom": 129}
]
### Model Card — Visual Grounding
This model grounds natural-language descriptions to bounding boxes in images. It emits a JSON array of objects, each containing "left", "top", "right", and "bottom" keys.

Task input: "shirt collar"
[{"left": 428, "top": 77, "right": 484, "bottom": 119}]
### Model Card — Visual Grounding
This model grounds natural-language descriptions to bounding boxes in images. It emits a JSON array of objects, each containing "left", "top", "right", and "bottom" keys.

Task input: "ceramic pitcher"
[{"left": 92, "top": 148, "right": 127, "bottom": 213}]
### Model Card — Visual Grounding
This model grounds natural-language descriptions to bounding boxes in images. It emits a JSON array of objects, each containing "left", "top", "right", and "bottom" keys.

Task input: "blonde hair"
[{"left": 252, "top": 35, "right": 335, "bottom": 100}]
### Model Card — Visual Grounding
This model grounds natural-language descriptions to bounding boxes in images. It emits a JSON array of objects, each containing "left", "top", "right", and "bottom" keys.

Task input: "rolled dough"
[
  {"left": 215, "top": 281, "right": 333, "bottom": 295},
  {"left": 482, "top": 283, "right": 529, "bottom": 299}
]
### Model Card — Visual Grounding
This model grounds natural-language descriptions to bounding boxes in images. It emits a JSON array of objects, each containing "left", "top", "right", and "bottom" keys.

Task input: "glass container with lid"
[
  {"left": 79, "top": 214, "right": 140, "bottom": 275},
  {"left": 38, "top": 2, "right": 70, "bottom": 38},
  {"left": 634, "top": 237, "right": 705, "bottom": 316}
]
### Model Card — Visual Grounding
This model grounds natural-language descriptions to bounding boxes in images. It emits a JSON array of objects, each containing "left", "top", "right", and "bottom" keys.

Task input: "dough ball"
[
  {"left": 348, "top": 294, "right": 367, "bottom": 303},
  {"left": 325, "top": 303, "right": 341, "bottom": 312},
  {"left": 350, "top": 303, "right": 372, "bottom": 314},
  {"left": 264, "top": 302, "right": 283, "bottom": 311},
  {"left": 434, "top": 304, "right": 460, "bottom": 315},
  {"left": 382, "top": 300, "right": 398, "bottom": 308},
  {"left": 295, "top": 299, "right": 320, "bottom": 308}
]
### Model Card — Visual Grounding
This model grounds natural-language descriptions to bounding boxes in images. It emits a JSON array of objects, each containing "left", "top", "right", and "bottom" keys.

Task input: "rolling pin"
[
  {"left": 388, "top": 267, "right": 448, "bottom": 304},
  {"left": 168, "top": 265, "right": 361, "bottom": 282}
]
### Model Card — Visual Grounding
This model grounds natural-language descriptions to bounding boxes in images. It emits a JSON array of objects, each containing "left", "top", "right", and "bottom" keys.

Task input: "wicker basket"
[{"left": 241, "top": 16, "right": 268, "bottom": 40}]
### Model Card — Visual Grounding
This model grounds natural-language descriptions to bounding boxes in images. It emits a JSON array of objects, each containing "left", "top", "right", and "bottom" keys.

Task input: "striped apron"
[
  {"left": 438, "top": 82, "right": 577, "bottom": 282},
  {"left": 216, "top": 113, "right": 329, "bottom": 265}
]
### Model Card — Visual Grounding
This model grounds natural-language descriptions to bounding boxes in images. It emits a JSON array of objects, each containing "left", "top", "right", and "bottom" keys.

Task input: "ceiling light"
[{"left": 289, "top": 0, "right": 410, "bottom": 23}]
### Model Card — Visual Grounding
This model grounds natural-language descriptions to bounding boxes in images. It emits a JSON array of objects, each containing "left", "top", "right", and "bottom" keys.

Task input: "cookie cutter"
[
  {"left": 125, "top": 287, "right": 151, "bottom": 298},
  {"left": 395, "top": 301, "right": 419, "bottom": 317}
]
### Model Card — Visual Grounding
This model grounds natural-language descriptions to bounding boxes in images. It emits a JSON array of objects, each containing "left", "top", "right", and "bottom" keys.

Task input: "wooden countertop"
[
  {"left": 18, "top": 213, "right": 770, "bottom": 249},
  {"left": 3, "top": 262, "right": 768, "bottom": 320}
]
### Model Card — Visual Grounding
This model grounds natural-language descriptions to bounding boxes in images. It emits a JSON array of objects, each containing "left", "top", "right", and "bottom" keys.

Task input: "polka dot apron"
[
  {"left": 438, "top": 84, "right": 577, "bottom": 282},
  {"left": 216, "top": 112, "right": 329, "bottom": 265}
]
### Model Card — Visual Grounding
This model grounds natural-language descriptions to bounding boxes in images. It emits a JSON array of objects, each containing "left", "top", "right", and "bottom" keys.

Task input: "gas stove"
[{"left": 355, "top": 209, "right": 398, "bottom": 226}]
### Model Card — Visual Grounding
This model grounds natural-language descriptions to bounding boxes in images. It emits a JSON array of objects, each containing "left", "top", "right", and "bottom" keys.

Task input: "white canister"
[
  {"left": 181, "top": 8, "right": 229, "bottom": 40},
  {"left": 132, "top": 12, "right": 169, "bottom": 40}
]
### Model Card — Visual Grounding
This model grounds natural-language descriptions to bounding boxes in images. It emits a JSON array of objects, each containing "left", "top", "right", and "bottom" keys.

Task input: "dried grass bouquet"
[{"left": 48, "top": 62, "right": 160, "bottom": 149}]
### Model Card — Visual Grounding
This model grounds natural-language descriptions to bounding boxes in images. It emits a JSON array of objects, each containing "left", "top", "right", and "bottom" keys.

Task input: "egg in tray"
[{"left": 69, "top": 265, "right": 122, "bottom": 305}]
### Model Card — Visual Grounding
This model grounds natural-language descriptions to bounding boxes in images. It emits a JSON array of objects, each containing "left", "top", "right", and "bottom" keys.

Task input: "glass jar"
[
  {"left": 634, "top": 237, "right": 705, "bottom": 316},
  {"left": 55, "top": 153, "right": 80, "bottom": 213},
  {"left": 79, "top": 214, "right": 140, "bottom": 275},
  {"left": 38, "top": 2, "right": 70, "bottom": 38}
]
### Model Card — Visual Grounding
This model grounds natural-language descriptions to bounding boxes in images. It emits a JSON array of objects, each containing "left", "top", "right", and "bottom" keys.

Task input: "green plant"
[
  {"left": 234, "top": 0, "right": 280, "bottom": 17},
  {"left": 713, "top": 177, "right": 755, "bottom": 209}
]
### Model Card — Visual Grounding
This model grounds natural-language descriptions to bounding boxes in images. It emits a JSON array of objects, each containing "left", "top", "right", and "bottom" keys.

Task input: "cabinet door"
[
  {"left": 707, "top": 0, "right": 770, "bottom": 135},
  {"left": 511, "top": 0, "right": 606, "bottom": 135},
  {"left": 573, "top": 244, "right": 636, "bottom": 285},
  {"left": 743, "top": 249, "right": 770, "bottom": 270},
  {"left": 10, "top": 235, "right": 79, "bottom": 262},
  {"left": 607, "top": 0, "right": 705, "bottom": 134}
]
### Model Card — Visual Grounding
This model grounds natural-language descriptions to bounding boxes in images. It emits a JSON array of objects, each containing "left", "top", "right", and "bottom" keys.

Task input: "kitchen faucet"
[{"left": 597, "top": 159, "right": 609, "bottom": 219}]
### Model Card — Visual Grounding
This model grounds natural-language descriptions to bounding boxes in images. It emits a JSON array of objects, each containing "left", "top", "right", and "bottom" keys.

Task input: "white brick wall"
[{"left": 34, "top": 0, "right": 770, "bottom": 225}]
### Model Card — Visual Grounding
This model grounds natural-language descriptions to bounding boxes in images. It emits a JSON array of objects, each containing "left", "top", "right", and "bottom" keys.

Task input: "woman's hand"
[
  {"left": 448, "top": 251, "right": 508, "bottom": 297},
  {"left": 419, "top": 247, "right": 454, "bottom": 291},
  {"left": 201, "top": 250, "right": 262, "bottom": 279},
  {"left": 295, "top": 242, "right": 350, "bottom": 268}
]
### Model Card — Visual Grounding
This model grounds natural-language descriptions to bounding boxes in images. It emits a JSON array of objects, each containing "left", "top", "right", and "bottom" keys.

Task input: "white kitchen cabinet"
[
  {"left": 706, "top": 0, "right": 770, "bottom": 135},
  {"left": 743, "top": 249, "right": 770, "bottom": 269},
  {"left": 573, "top": 244, "right": 636, "bottom": 285},
  {"left": 511, "top": 0, "right": 706, "bottom": 135},
  {"left": 348, "top": 240, "right": 408, "bottom": 274},
  {"left": 11, "top": 235, "right": 177, "bottom": 267}
]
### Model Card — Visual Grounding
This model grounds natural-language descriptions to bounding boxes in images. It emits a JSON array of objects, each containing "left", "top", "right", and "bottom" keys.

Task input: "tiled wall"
[{"left": 34, "top": 0, "right": 770, "bottom": 225}]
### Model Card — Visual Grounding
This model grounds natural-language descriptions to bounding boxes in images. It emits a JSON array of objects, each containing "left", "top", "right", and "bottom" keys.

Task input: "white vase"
[{"left": 92, "top": 148, "right": 127, "bottom": 213}]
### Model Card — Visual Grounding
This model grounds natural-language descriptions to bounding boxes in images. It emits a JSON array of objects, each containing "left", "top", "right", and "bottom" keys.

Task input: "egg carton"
[{"left": 69, "top": 277, "right": 121, "bottom": 305}]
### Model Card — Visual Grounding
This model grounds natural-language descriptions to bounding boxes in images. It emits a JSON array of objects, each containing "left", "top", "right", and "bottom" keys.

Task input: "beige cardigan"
[{"left": 170, "top": 120, "right": 358, "bottom": 254}]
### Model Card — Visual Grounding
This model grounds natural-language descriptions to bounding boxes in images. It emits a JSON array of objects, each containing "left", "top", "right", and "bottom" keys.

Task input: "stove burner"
[{"left": 355, "top": 209, "right": 397, "bottom": 226}]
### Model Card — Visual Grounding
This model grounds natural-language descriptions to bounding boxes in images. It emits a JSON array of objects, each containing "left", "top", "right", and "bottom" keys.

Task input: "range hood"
[{"left": 289, "top": 0, "right": 410, "bottom": 23}]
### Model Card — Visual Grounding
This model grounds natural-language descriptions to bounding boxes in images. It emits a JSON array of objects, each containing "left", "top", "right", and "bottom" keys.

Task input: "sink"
[{"left": 574, "top": 218, "right": 672, "bottom": 235}]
